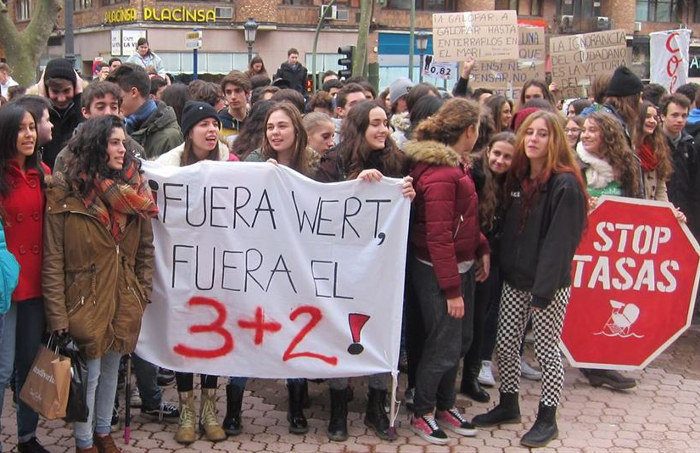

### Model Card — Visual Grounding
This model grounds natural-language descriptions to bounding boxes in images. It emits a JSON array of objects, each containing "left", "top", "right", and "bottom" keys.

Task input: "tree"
[
  {"left": 0, "top": 0, "right": 62, "bottom": 86},
  {"left": 353, "top": 0, "right": 374, "bottom": 78}
]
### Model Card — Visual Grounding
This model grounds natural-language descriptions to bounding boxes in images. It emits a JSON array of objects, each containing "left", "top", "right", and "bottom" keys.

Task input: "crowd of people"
[{"left": 0, "top": 42, "right": 698, "bottom": 452}]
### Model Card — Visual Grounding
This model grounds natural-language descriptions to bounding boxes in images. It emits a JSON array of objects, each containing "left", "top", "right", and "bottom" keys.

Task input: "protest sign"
[
  {"left": 422, "top": 55, "right": 459, "bottom": 80},
  {"left": 432, "top": 10, "right": 518, "bottom": 62},
  {"left": 135, "top": 161, "right": 410, "bottom": 379},
  {"left": 561, "top": 197, "right": 700, "bottom": 370},
  {"left": 550, "top": 29, "right": 628, "bottom": 99},
  {"left": 468, "top": 26, "right": 545, "bottom": 100},
  {"left": 650, "top": 29, "right": 691, "bottom": 93}
]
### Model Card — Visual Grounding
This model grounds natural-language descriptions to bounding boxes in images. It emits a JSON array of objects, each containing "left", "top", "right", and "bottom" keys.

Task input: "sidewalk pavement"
[{"left": 2, "top": 325, "right": 700, "bottom": 452}]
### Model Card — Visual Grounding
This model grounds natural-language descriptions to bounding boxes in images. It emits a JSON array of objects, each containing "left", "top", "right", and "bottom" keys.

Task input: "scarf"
[
  {"left": 576, "top": 142, "right": 615, "bottom": 190},
  {"left": 636, "top": 141, "right": 659, "bottom": 173},
  {"left": 80, "top": 162, "right": 159, "bottom": 242},
  {"left": 124, "top": 99, "right": 157, "bottom": 135}
]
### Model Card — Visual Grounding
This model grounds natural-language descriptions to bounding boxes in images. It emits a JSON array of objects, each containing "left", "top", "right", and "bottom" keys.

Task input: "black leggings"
[{"left": 175, "top": 372, "right": 217, "bottom": 392}]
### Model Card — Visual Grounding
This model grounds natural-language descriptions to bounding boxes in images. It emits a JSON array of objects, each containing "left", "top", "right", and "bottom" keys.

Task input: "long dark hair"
[
  {"left": 339, "top": 100, "right": 405, "bottom": 179},
  {"left": 0, "top": 104, "right": 43, "bottom": 197},
  {"left": 479, "top": 131, "right": 515, "bottom": 231},
  {"left": 634, "top": 101, "right": 672, "bottom": 182},
  {"left": 64, "top": 115, "right": 137, "bottom": 198},
  {"left": 485, "top": 95, "right": 513, "bottom": 133},
  {"left": 231, "top": 100, "right": 275, "bottom": 160},
  {"left": 261, "top": 102, "right": 316, "bottom": 177}
]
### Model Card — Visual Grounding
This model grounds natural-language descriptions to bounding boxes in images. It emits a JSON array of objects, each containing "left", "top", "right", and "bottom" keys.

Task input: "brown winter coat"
[{"left": 42, "top": 174, "right": 155, "bottom": 359}]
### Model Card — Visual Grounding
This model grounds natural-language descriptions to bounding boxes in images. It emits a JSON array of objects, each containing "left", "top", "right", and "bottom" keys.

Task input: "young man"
[
  {"left": 660, "top": 93, "right": 696, "bottom": 237},
  {"left": 332, "top": 83, "right": 368, "bottom": 145},
  {"left": 108, "top": 57, "right": 123, "bottom": 72},
  {"left": 41, "top": 58, "right": 85, "bottom": 170},
  {"left": 107, "top": 63, "right": 182, "bottom": 158},
  {"left": 218, "top": 71, "right": 251, "bottom": 146},
  {"left": 274, "top": 48, "right": 308, "bottom": 96},
  {"left": 0, "top": 62, "right": 19, "bottom": 98}
]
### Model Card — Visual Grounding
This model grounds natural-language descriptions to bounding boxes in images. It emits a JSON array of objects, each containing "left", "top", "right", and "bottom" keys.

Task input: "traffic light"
[
  {"left": 337, "top": 45, "right": 355, "bottom": 80},
  {"left": 305, "top": 74, "right": 314, "bottom": 93}
]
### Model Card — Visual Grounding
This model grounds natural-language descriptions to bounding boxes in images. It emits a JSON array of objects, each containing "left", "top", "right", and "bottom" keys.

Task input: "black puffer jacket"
[{"left": 274, "top": 62, "right": 308, "bottom": 95}]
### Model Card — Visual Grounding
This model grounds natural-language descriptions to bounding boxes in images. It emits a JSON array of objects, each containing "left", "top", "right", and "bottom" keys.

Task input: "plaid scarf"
[{"left": 80, "top": 162, "right": 158, "bottom": 242}]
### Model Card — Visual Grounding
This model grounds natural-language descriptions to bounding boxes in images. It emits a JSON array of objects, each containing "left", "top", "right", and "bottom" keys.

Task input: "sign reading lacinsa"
[{"left": 561, "top": 196, "right": 700, "bottom": 370}]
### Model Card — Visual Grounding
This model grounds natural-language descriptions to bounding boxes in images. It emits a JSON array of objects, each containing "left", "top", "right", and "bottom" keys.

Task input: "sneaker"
[
  {"left": 521, "top": 358, "right": 542, "bottom": 381},
  {"left": 404, "top": 387, "right": 415, "bottom": 411},
  {"left": 157, "top": 368, "right": 176, "bottom": 386},
  {"left": 436, "top": 408, "right": 477, "bottom": 436},
  {"left": 129, "top": 387, "right": 142, "bottom": 408},
  {"left": 142, "top": 400, "right": 180, "bottom": 420},
  {"left": 478, "top": 360, "right": 496, "bottom": 387},
  {"left": 410, "top": 414, "right": 449, "bottom": 445}
]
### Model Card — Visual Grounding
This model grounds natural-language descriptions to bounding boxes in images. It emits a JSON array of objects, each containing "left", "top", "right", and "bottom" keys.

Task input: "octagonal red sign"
[{"left": 561, "top": 196, "right": 700, "bottom": 370}]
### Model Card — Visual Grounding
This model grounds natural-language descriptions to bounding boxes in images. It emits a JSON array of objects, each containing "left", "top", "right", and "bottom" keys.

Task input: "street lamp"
[
  {"left": 416, "top": 31, "right": 429, "bottom": 83},
  {"left": 244, "top": 18, "right": 259, "bottom": 64}
]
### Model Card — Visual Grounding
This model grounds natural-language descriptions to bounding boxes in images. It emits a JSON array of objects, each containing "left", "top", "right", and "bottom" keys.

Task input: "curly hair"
[
  {"left": 414, "top": 97, "right": 482, "bottom": 146},
  {"left": 338, "top": 100, "right": 405, "bottom": 180},
  {"left": 261, "top": 102, "right": 317, "bottom": 177},
  {"left": 63, "top": 115, "right": 138, "bottom": 198},
  {"left": 586, "top": 112, "right": 640, "bottom": 196},
  {"left": 603, "top": 92, "right": 641, "bottom": 143},
  {"left": 634, "top": 101, "right": 672, "bottom": 182}
]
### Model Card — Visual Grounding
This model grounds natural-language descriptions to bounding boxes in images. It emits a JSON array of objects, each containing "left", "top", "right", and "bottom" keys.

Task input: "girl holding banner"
[
  {"left": 155, "top": 101, "right": 230, "bottom": 444},
  {"left": 473, "top": 111, "right": 587, "bottom": 448},
  {"left": 404, "top": 98, "right": 490, "bottom": 445},
  {"left": 43, "top": 115, "right": 158, "bottom": 453}
]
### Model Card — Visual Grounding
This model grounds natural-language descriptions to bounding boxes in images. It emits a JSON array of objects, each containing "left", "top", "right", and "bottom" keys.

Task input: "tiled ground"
[{"left": 2, "top": 325, "right": 700, "bottom": 452}]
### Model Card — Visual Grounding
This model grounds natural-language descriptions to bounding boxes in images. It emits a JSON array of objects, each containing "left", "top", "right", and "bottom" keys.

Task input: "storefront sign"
[
  {"left": 105, "top": 6, "right": 217, "bottom": 24},
  {"left": 121, "top": 30, "right": 147, "bottom": 57}
]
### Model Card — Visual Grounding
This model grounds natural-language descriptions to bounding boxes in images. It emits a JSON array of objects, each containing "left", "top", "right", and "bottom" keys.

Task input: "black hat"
[
  {"left": 181, "top": 101, "right": 221, "bottom": 137},
  {"left": 44, "top": 58, "right": 77, "bottom": 88},
  {"left": 606, "top": 66, "right": 643, "bottom": 97}
]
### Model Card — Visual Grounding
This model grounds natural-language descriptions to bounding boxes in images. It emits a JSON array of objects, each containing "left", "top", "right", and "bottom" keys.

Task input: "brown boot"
[
  {"left": 94, "top": 434, "right": 122, "bottom": 453},
  {"left": 175, "top": 391, "right": 197, "bottom": 444},
  {"left": 76, "top": 446, "right": 98, "bottom": 453},
  {"left": 200, "top": 388, "right": 227, "bottom": 442}
]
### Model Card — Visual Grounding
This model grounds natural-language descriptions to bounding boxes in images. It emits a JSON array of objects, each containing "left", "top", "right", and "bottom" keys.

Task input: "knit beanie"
[
  {"left": 606, "top": 66, "right": 643, "bottom": 97},
  {"left": 389, "top": 77, "right": 414, "bottom": 106},
  {"left": 181, "top": 101, "right": 221, "bottom": 137},
  {"left": 44, "top": 58, "right": 77, "bottom": 88}
]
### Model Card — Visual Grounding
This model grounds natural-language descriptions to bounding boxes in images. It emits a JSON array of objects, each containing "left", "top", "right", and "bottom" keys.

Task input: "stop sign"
[{"left": 561, "top": 196, "right": 700, "bottom": 370}]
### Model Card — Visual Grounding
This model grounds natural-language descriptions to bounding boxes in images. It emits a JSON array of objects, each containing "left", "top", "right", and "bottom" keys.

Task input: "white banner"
[
  {"left": 135, "top": 161, "right": 410, "bottom": 379},
  {"left": 650, "top": 29, "right": 691, "bottom": 93}
]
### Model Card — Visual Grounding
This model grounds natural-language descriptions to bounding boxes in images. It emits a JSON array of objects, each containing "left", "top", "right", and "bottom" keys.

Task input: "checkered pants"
[{"left": 496, "top": 282, "right": 570, "bottom": 406}]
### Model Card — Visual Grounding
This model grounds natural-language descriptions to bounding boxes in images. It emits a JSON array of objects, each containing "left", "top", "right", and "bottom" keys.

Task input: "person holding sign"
[
  {"left": 404, "top": 98, "right": 490, "bottom": 445},
  {"left": 43, "top": 115, "right": 158, "bottom": 453},
  {"left": 155, "top": 101, "right": 230, "bottom": 444},
  {"left": 473, "top": 111, "right": 587, "bottom": 448}
]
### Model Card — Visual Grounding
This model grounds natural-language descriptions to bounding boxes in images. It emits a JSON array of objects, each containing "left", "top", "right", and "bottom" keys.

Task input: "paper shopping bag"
[{"left": 19, "top": 345, "right": 71, "bottom": 419}]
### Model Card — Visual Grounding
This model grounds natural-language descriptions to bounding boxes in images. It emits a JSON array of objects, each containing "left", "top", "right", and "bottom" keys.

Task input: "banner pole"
[{"left": 387, "top": 371, "right": 399, "bottom": 440}]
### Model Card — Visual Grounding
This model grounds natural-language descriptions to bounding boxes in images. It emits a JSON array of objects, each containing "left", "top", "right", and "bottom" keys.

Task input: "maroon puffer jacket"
[{"left": 406, "top": 140, "right": 489, "bottom": 298}]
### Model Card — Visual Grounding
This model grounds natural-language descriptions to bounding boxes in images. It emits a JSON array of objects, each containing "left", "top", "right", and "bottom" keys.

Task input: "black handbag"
[{"left": 56, "top": 335, "right": 89, "bottom": 423}]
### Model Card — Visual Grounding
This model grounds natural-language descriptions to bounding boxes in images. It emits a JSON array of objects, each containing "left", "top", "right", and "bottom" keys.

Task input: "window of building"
[
  {"left": 16, "top": 0, "right": 31, "bottom": 21},
  {"left": 281, "top": 0, "right": 314, "bottom": 5},
  {"left": 494, "top": 0, "right": 541, "bottom": 16},
  {"left": 74, "top": 0, "right": 92, "bottom": 11},
  {"left": 102, "top": 0, "right": 128, "bottom": 5},
  {"left": 636, "top": 0, "right": 678, "bottom": 22},
  {"left": 387, "top": 0, "right": 455, "bottom": 11}
]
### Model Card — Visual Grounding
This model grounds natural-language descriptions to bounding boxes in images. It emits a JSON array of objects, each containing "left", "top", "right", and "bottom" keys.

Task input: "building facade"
[{"left": 3, "top": 0, "right": 700, "bottom": 88}]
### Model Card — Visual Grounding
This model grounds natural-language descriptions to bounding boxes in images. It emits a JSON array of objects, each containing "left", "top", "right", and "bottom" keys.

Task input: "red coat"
[
  {"left": 0, "top": 161, "right": 49, "bottom": 302},
  {"left": 407, "top": 140, "right": 489, "bottom": 298}
]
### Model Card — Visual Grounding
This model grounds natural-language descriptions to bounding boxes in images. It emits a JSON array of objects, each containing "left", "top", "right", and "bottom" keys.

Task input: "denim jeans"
[
  {"left": 0, "top": 298, "right": 45, "bottom": 443},
  {"left": 75, "top": 351, "right": 121, "bottom": 449},
  {"left": 411, "top": 259, "right": 475, "bottom": 416},
  {"left": 131, "top": 354, "right": 162, "bottom": 410}
]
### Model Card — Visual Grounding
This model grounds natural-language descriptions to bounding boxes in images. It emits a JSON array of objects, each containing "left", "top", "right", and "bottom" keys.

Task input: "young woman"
[
  {"left": 634, "top": 101, "right": 673, "bottom": 201},
  {"left": 404, "top": 98, "right": 490, "bottom": 445},
  {"left": 230, "top": 100, "right": 275, "bottom": 161},
  {"left": 472, "top": 111, "right": 587, "bottom": 449},
  {"left": 461, "top": 132, "right": 515, "bottom": 398},
  {"left": 245, "top": 55, "right": 268, "bottom": 79},
  {"left": 126, "top": 38, "right": 165, "bottom": 78},
  {"left": 485, "top": 95, "right": 514, "bottom": 133},
  {"left": 43, "top": 115, "right": 158, "bottom": 453},
  {"left": 155, "top": 101, "right": 230, "bottom": 444},
  {"left": 0, "top": 104, "right": 52, "bottom": 453},
  {"left": 519, "top": 80, "right": 556, "bottom": 110},
  {"left": 323, "top": 100, "right": 414, "bottom": 442},
  {"left": 302, "top": 111, "right": 335, "bottom": 155},
  {"left": 564, "top": 116, "right": 584, "bottom": 150}
]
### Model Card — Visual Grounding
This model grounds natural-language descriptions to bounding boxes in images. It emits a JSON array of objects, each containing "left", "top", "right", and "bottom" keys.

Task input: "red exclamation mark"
[{"left": 347, "top": 313, "right": 370, "bottom": 355}]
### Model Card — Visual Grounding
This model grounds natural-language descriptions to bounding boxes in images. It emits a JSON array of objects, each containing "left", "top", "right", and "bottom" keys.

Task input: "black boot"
[
  {"left": 582, "top": 368, "right": 636, "bottom": 390},
  {"left": 287, "top": 381, "right": 309, "bottom": 434},
  {"left": 327, "top": 388, "right": 349, "bottom": 441},
  {"left": 460, "top": 364, "right": 490, "bottom": 403},
  {"left": 520, "top": 403, "right": 558, "bottom": 448},
  {"left": 364, "top": 387, "right": 392, "bottom": 440},
  {"left": 471, "top": 391, "right": 521, "bottom": 427},
  {"left": 222, "top": 384, "right": 244, "bottom": 436},
  {"left": 301, "top": 379, "right": 311, "bottom": 408}
]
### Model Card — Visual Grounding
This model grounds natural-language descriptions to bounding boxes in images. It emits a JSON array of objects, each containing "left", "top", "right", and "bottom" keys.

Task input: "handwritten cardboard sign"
[
  {"left": 469, "top": 26, "right": 546, "bottom": 100},
  {"left": 432, "top": 10, "right": 518, "bottom": 62},
  {"left": 550, "top": 29, "right": 628, "bottom": 99},
  {"left": 135, "top": 161, "right": 410, "bottom": 379}
]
